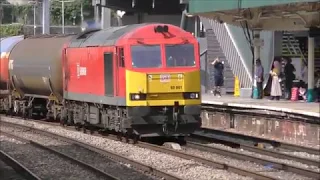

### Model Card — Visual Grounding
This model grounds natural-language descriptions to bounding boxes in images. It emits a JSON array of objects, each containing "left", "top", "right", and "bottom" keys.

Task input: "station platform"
[
  {"left": 201, "top": 94, "right": 320, "bottom": 147},
  {"left": 201, "top": 94, "right": 320, "bottom": 118}
]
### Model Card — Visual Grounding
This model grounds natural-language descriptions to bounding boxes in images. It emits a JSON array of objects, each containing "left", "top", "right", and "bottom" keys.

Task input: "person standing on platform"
[
  {"left": 211, "top": 57, "right": 224, "bottom": 97},
  {"left": 301, "top": 63, "right": 308, "bottom": 86},
  {"left": 270, "top": 60, "right": 282, "bottom": 100},
  {"left": 314, "top": 70, "right": 320, "bottom": 102},
  {"left": 283, "top": 57, "right": 296, "bottom": 100},
  {"left": 255, "top": 59, "right": 264, "bottom": 99}
]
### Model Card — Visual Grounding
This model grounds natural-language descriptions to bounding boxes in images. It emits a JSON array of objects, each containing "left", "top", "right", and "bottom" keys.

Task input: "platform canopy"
[{"left": 188, "top": 0, "right": 320, "bottom": 31}]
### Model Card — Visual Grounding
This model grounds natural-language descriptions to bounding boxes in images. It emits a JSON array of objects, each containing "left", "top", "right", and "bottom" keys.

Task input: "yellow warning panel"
[{"left": 234, "top": 76, "right": 240, "bottom": 97}]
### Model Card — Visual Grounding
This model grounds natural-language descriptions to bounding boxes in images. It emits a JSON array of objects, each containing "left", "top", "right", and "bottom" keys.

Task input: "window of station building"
[
  {"left": 131, "top": 45, "right": 162, "bottom": 68},
  {"left": 165, "top": 44, "right": 196, "bottom": 67},
  {"left": 118, "top": 48, "right": 125, "bottom": 67}
]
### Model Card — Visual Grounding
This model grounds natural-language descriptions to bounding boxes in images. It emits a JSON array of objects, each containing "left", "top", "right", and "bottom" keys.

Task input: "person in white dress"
[{"left": 270, "top": 60, "right": 282, "bottom": 100}]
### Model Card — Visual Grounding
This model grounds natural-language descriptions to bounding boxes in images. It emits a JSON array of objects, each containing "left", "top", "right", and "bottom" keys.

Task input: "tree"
[
  {"left": 0, "top": 0, "right": 32, "bottom": 24},
  {"left": 50, "top": 0, "right": 94, "bottom": 25}
]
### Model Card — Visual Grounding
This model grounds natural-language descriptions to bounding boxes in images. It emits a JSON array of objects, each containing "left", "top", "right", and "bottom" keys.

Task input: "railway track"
[
  {"left": 192, "top": 128, "right": 320, "bottom": 155},
  {"left": 1, "top": 118, "right": 279, "bottom": 180},
  {"left": 2, "top": 116, "right": 320, "bottom": 180},
  {"left": 1, "top": 131, "right": 120, "bottom": 180},
  {"left": 0, "top": 150, "right": 41, "bottom": 180},
  {"left": 0, "top": 120, "right": 182, "bottom": 180},
  {"left": 185, "top": 141, "right": 320, "bottom": 179}
]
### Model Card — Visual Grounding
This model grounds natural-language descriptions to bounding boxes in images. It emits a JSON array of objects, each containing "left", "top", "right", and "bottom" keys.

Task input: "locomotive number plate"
[{"left": 160, "top": 74, "right": 170, "bottom": 82}]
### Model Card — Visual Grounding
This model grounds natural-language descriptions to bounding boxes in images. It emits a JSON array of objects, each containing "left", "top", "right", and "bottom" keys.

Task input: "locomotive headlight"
[
  {"left": 134, "top": 94, "right": 140, "bottom": 100},
  {"left": 183, "top": 92, "right": 200, "bottom": 99},
  {"left": 190, "top": 93, "right": 199, "bottom": 99},
  {"left": 130, "top": 93, "right": 147, "bottom": 101}
]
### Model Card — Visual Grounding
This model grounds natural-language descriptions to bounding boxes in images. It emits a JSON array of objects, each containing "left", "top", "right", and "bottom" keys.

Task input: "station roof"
[{"left": 188, "top": 0, "right": 320, "bottom": 31}]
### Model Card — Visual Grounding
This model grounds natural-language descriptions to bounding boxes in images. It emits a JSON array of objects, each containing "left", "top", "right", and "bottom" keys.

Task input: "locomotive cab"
[{"left": 121, "top": 25, "right": 202, "bottom": 137}]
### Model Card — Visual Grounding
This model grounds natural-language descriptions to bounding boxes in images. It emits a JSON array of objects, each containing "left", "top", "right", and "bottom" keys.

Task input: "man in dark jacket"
[
  {"left": 211, "top": 57, "right": 224, "bottom": 97},
  {"left": 283, "top": 57, "right": 296, "bottom": 99}
]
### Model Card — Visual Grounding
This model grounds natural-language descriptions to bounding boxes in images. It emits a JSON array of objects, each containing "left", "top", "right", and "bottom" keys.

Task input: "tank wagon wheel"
[
  {"left": 98, "top": 129, "right": 109, "bottom": 136},
  {"left": 59, "top": 117, "right": 67, "bottom": 127},
  {"left": 22, "top": 111, "right": 27, "bottom": 120},
  {"left": 75, "top": 123, "right": 81, "bottom": 131},
  {"left": 89, "top": 126, "right": 94, "bottom": 134},
  {"left": 27, "top": 108, "right": 33, "bottom": 119}
]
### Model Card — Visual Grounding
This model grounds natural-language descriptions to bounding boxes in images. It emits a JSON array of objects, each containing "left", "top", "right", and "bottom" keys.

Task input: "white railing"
[{"left": 285, "top": 32, "right": 307, "bottom": 64}]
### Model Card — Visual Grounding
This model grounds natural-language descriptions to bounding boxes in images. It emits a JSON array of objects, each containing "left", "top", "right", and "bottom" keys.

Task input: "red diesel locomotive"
[{"left": 0, "top": 23, "right": 202, "bottom": 138}]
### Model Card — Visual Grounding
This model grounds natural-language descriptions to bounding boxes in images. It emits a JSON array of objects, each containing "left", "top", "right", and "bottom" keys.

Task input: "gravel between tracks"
[
  {"left": 0, "top": 126, "right": 154, "bottom": 180},
  {"left": 183, "top": 147, "right": 314, "bottom": 180},
  {"left": 204, "top": 142, "right": 320, "bottom": 172},
  {"left": 1, "top": 117, "right": 252, "bottom": 180},
  {"left": 0, "top": 135, "right": 106, "bottom": 180}
]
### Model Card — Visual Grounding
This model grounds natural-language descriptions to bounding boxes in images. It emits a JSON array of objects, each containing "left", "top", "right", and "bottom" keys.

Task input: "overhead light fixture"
[
  {"left": 132, "top": 0, "right": 135, "bottom": 8},
  {"left": 116, "top": 10, "right": 126, "bottom": 18}
]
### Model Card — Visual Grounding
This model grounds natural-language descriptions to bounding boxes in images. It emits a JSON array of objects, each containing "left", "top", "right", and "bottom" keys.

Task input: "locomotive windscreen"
[
  {"left": 131, "top": 45, "right": 162, "bottom": 68},
  {"left": 165, "top": 44, "right": 196, "bottom": 67}
]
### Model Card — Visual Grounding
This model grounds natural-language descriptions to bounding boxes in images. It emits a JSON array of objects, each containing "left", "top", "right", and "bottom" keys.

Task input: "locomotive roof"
[{"left": 68, "top": 23, "right": 147, "bottom": 48}]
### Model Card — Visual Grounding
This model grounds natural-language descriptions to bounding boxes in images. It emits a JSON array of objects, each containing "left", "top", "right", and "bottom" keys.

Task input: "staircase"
[
  {"left": 282, "top": 32, "right": 307, "bottom": 64},
  {"left": 205, "top": 29, "right": 235, "bottom": 94},
  {"left": 200, "top": 17, "right": 252, "bottom": 91},
  {"left": 282, "top": 32, "right": 320, "bottom": 74}
]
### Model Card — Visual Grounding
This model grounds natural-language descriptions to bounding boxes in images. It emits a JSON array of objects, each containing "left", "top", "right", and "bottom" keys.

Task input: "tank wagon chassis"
[{"left": 0, "top": 24, "right": 202, "bottom": 140}]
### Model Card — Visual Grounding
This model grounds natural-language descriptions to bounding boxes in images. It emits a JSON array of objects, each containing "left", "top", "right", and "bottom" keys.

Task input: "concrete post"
[
  {"left": 254, "top": 31, "right": 261, "bottom": 61},
  {"left": 307, "top": 36, "right": 315, "bottom": 102},
  {"left": 137, "top": 13, "right": 144, "bottom": 24},
  {"left": 101, "top": 7, "right": 111, "bottom": 29},
  {"left": 252, "top": 30, "right": 261, "bottom": 99},
  {"left": 42, "top": 0, "right": 50, "bottom": 34},
  {"left": 94, "top": 5, "right": 100, "bottom": 24},
  {"left": 180, "top": 9, "right": 187, "bottom": 30},
  {"left": 194, "top": 16, "right": 200, "bottom": 37}
]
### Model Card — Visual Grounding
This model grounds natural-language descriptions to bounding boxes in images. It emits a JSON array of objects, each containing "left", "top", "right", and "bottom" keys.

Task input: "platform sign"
[{"left": 160, "top": 74, "right": 170, "bottom": 83}]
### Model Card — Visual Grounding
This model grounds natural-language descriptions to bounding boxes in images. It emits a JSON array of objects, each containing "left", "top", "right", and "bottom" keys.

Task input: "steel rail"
[
  {"left": 193, "top": 128, "right": 320, "bottom": 155},
  {"left": 1, "top": 131, "right": 120, "bottom": 180},
  {"left": 0, "top": 150, "right": 42, "bottom": 180},
  {"left": 135, "top": 141, "right": 278, "bottom": 180},
  {"left": 0, "top": 120, "right": 182, "bottom": 180},
  {"left": 186, "top": 141, "right": 320, "bottom": 179},
  {"left": 187, "top": 135, "right": 320, "bottom": 167}
]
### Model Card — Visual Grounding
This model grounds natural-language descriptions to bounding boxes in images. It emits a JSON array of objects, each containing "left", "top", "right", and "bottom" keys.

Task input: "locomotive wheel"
[
  {"left": 75, "top": 124, "right": 80, "bottom": 131},
  {"left": 82, "top": 126, "right": 87, "bottom": 133},
  {"left": 133, "top": 134, "right": 139, "bottom": 144},
  {"left": 117, "top": 132, "right": 122, "bottom": 141},
  {"left": 125, "top": 133, "right": 129, "bottom": 143}
]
